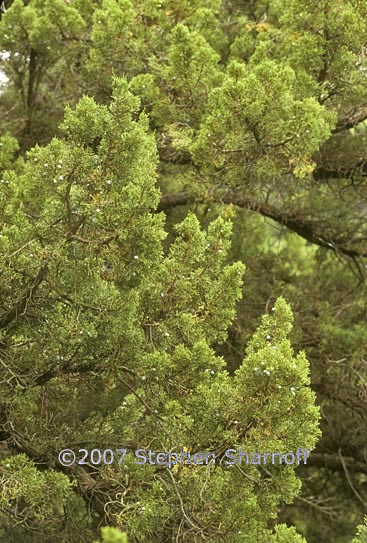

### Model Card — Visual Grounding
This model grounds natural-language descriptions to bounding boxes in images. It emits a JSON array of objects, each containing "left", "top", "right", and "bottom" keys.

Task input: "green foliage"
[
  {"left": 353, "top": 517, "right": 367, "bottom": 543},
  {"left": 2, "top": 0, "right": 367, "bottom": 542},
  {"left": 0, "top": 454, "right": 74, "bottom": 523},
  {"left": 0, "top": 77, "right": 320, "bottom": 542},
  {"left": 0, "top": 133, "right": 19, "bottom": 172},
  {"left": 94, "top": 527, "right": 128, "bottom": 543},
  {"left": 192, "top": 59, "right": 336, "bottom": 179},
  {"left": 274, "top": 524, "right": 307, "bottom": 543}
]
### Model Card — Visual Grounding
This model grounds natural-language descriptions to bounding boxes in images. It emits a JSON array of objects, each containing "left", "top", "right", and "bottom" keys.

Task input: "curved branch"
[
  {"left": 332, "top": 108, "right": 367, "bottom": 134},
  {"left": 158, "top": 192, "right": 367, "bottom": 259}
]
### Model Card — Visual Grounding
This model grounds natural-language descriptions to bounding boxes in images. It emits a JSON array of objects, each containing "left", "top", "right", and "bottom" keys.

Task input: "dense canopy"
[{"left": 0, "top": 1, "right": 367, "bottom": 542}]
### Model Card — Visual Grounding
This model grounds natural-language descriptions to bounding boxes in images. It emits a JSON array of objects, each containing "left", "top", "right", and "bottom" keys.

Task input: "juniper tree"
[
  {"left": 0, "top": 79, "right": 320, "bottom": 543},
  {"left": 1, "top": 1, "right": 367, "bottom": 542}
]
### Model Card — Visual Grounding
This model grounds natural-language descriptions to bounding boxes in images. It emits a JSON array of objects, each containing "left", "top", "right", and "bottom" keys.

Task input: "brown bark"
[{"left": 158, "top": 192, "right": 367, "bottom": 259}]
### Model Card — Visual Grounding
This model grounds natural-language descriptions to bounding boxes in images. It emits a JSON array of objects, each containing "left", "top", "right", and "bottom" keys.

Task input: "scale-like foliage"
[{"left": 0, "top": 79, "right": 319, "bottom": 543}]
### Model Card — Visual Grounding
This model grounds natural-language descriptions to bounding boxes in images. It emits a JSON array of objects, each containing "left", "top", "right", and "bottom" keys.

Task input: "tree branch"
[
  {"left": 332, "top": 108, "right": 367, "bottom": 134},
  {"left": 158, "top": 192, "right": 367, "bottom": 259}
]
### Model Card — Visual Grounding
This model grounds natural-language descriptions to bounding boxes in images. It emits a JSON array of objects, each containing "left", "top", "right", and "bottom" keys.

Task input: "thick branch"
[
  {"left": 158, "top": 192, "right": 367, "bottom": 259},
  {"left": 332, "top": 108, "right": 367, "bottom": 134},
  {"left": 32, "top": 360, "right": 96, "bottom": 386}
]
